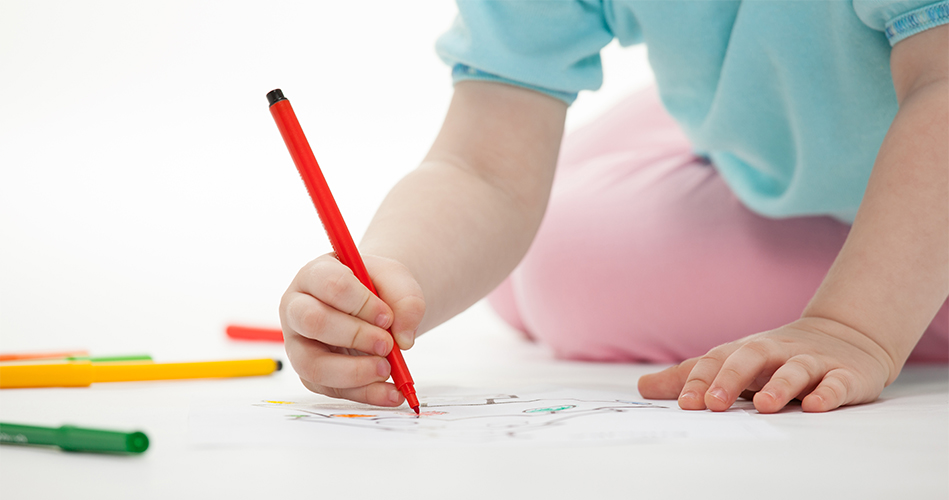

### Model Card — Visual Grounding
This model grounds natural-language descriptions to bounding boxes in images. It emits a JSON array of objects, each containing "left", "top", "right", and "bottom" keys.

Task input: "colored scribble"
[
  {"left": 254, "top": 394, "right": 666, "bottom": 442},
  {"left": 523, "top": 405, "right": 575, "bottom": 413},
  {"left": 192, "top": 390, "right": 783, "bottom": 448},
  {"left": 264, "top": 400, "right": 297, "bottom": 405}
]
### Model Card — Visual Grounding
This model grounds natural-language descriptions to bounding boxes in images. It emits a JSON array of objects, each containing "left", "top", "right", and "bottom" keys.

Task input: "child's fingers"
[
  {"left": 285, "top": 333, "right": 391, "bottom": 389},
  {"left": 801, "top": 368, "right": 860, "bottom": 412},
  {"left": 367, "top": 258, "right": 426, "bottom": 350},
  {"left": 637, "top": 358, "right": 698, "bottom": 399},
  {"left": 299, "top": 378, "right": 405, "bottom": 408},
  {"left": 388, "top": 295, "right": 425, "bottom": 350},
  {"left": 303, "top": 351, "right": 389, "bottom": 389},
  {"left": 753, "top": 354, "right": 823, "bottom": 413},
  {"left": 704, "top": 341, "right": 781, "bottom": 412},
  {"left": 677, "top": 345, "right": 735, "bottom": 410},
  {"left": 284, "top": 293, "right": 393, "bottom": 357},
  {"left": 295, "top": 255, "right": 394, "bottom": 329}
]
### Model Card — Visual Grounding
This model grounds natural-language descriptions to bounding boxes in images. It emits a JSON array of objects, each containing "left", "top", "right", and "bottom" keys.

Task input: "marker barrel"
[
  {"left": 226, "top": 325, "right": 284, "bottom": 342},
  {"left": 0, "top": 350, "right": 88, "bottom": 362},
  {"left": 0, "top": 423, "right": 149, "bottom": 454},
  {"left": 91, "top": 358, "right": 280, "bottom": 382},
  {"left": 268, "top": 97, "right": 364, "bottom": 281},
  {"left": 66, "top": 354, "right": 153, "bottom": 363},
  {"left": 0, "top": 359, "right": 281, "bottom": 388},
  {"left": 0, "top": 361, "right": 95, "bottom": 388}
]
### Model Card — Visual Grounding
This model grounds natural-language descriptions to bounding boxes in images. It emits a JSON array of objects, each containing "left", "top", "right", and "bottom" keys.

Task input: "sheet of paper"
[{"left": 189, "top": 387, "right": 785, "bottom": 447}]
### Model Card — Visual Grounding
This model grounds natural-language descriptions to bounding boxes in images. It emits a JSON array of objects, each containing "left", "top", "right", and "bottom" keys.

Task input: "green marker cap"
[{"left": 0, "top": 422, "right": 149, "bottom": 454}]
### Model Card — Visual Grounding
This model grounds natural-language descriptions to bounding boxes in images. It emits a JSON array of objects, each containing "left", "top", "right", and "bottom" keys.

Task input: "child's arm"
[
  {"left": 279, "top": 82, "right": 567, "bottom": 406},
  {"left": 639, "top": 25, "right": 949, "bottom": 413}
]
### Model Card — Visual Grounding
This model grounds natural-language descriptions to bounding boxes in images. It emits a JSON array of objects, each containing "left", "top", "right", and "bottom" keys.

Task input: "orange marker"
[{"left": 0, "top": 350, "right": 88, "bottom": 362}]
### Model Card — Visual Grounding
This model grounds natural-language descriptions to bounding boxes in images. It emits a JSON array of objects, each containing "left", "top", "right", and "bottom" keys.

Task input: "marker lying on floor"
[
  {"left": 65, "top": 354, "right": 153, "bottom": 363},
  {"left": 0, "top": 422, "right": 149, "bottom": 454},
  {"left": 0, "top": 350, "right": 89, "bottom": 362},
  {"left": 0, "top": 358, "right": 282, "bottom": 388},
  {"left": 0, "top": 352, "right": 152, "bottom": 363},
  {"left": 226, "top": 324, "right": 284, "bottom": 342}
]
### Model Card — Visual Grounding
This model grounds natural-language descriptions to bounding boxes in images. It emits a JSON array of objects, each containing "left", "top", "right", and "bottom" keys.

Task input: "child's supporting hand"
[
  {"left": 279, "top": 253, "right": 425, "bottom": 407},
  {"left": 638, "top": 317, "right": 892, "bottom": 413},
  {"left": 641, "top": 25, "right": 948, "bottom": 413}
]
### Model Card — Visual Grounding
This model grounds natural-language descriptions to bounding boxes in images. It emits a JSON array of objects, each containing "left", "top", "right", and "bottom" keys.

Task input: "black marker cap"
[{"left": 266, "top": 89, "right": 286, "bottom": 106}]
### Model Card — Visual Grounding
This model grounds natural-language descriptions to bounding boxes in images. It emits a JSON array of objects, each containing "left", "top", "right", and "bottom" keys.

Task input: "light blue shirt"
[{"left": 436, "top": 1, "right": 949, "bottom": 222}]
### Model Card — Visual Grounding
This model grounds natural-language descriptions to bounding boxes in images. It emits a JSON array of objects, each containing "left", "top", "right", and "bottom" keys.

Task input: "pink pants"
[{"left": 488, "top": 86, "right": 948, "bottom": 364}]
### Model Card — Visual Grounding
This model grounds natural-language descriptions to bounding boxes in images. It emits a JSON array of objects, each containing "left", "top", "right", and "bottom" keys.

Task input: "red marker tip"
[{"left": 403, "top": 389, "right": 420, "bottom": 414}]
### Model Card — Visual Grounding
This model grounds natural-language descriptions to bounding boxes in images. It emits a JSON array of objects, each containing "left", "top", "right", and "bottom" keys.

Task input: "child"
[{"left": 278, "top": 1, "right": 948, "bottom": 413}]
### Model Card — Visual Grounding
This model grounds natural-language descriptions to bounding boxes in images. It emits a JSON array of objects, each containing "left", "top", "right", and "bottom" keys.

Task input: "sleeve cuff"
[
  {"left": 451, "top": 64, "right": 579, "bottom": 106},
  {"left": 885, "top": 1, "right": 949, "bottom": 45}
]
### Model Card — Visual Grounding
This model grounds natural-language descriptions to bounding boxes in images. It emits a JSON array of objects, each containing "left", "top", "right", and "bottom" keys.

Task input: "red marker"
[
  {"left": 267, "top": 89, "right": 420, "bottom": 414},
  {"left": 226, "top": 325, "right": 283, "bottom": 342}
]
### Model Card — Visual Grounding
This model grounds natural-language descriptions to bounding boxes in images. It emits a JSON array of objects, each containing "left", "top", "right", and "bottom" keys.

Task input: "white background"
[
  {"left": 0, "top": 0, "right": 652, "bottom": 357},
  {"left": 1, "top": 4, "right": 945, "bottom": 499}
]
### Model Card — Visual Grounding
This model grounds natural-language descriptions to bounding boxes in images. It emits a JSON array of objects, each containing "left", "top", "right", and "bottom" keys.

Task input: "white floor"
[{"left": 1, "top": 303, "right": 947, "bottom": 499}]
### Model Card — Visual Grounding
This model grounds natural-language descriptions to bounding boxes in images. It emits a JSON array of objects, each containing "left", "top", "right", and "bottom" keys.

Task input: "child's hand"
[
  {"left": 637, "top": 317, "right": 894, "bottom": 413},
  {"left": 279, "top": 253, "right": 425, "bottom": 406}
]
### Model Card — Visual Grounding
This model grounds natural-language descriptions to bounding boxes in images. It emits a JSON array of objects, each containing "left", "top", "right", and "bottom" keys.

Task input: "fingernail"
[
  {"left": 376, "top": 359, "right": 390, "bottom": 378},
  {"left": 761, "top": 390, "right": 777, "bottom": 401},
  {"left": 708, "top": 388, "right": 728, "bottom": 403},
  {"left": 680, "top": 390, "right": 699, "bottom": 401},
  {"left": 388, "top": 389, "right": 402, "bottom": 404},
  {"left": 373, "top": 339, "right": 389, "bottom": 357},
  {"left": 375, "top": 313, "right": 390, "bottom": 328},
  {"left": 809, "top": 394, "right": 826, "bottom": 411},
  {"left": 396, "top": 329, "right": 415, "bottom": 349}
]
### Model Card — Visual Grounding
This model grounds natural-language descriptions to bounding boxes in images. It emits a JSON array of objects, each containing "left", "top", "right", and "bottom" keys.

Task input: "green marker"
[
  {"left": 0, "top": 422, "right": 149, "bottom": 454},
  {"left": 65, "top": 354, "right": 153, "bottom": 363}
]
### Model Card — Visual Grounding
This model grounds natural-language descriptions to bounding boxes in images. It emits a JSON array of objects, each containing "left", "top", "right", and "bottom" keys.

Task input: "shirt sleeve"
[
  {"left": 435, "top": 0, "right": 615, "bottom": 105},
  {"left": 853, "top": 0, "right": 949, "bottom": 45}
]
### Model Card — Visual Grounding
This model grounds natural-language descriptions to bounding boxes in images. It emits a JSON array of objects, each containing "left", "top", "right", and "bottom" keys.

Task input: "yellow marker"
[{"left": 0, "top": 359, "right": 282, "bottom": 389}]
